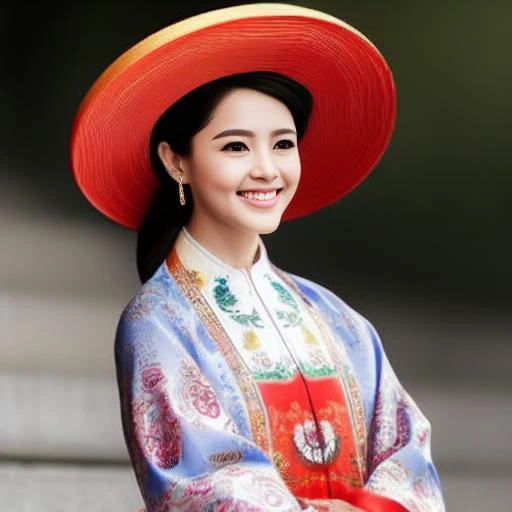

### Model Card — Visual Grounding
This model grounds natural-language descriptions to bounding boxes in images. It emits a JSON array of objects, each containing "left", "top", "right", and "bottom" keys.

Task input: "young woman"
[{"left": 70, "top": 4, "right": 445, "bottom": 512}]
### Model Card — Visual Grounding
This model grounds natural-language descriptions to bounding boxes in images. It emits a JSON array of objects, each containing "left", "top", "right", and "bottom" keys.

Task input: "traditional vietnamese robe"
[{"left": 114, "top": 227, "right": 445, "bottom": 512}]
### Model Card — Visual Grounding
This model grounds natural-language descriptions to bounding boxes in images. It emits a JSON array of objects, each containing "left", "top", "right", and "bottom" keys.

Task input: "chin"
[
  {"left": 242, "top": 217, "right": 281, "bottom": 235},
  {"left": 257, "top": 224, "right": 280, "bottom": 235}
]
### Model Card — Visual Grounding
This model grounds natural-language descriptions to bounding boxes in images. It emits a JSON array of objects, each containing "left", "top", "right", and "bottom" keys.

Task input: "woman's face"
[{"left": 171, "top": 88, "right": 301, "bottom": 236}]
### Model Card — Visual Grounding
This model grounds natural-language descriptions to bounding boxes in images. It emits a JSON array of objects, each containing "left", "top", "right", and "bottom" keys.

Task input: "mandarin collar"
[{"left": 174, "top": 226, "right": 273, "bottom": 287}]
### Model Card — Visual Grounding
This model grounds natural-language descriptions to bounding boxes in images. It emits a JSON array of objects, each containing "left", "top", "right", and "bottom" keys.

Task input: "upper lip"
[{"left": 237, "top": 187, "right": 282, "bottom": 193}]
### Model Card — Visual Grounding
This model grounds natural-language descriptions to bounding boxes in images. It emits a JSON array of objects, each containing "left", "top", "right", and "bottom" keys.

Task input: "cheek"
[
  {"left": 285, "top": 154, "right": 302, "bottom": 185},
  {"left": 191, "top": 153, "right": 241, "bottom": 195}
]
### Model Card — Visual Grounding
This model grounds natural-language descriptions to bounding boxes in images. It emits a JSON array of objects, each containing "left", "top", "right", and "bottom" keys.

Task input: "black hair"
[{"left": 137, "top": 71, "right": 313, "bottom": 283}]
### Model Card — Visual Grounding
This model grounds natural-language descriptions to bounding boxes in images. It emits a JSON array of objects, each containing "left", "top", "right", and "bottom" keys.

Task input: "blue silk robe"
[{"left": 115, "top": 227, "right": 445, "bottom": 512}]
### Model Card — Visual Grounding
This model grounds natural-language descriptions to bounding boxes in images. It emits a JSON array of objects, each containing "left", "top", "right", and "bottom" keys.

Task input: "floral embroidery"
[
  {"left": 293, "top": 419, "right": 340, "bottom": 464},
  {"left": 245, "top": 470, "right": 291, "bottom": 509},
  {"left": 141, "top": 366, "right": 166, "bottom": 391},
  {"left": 213, "top": 501, "right": 263, "bottom": 512},
  {"left": 182, "top": 479, "right": 212, "bottom": 498},
  {"left": 269, "top": 278, "right": 302, "bottom": 327},
  {"left": 302, "top": 325, "right": 318, "bottom": 344},
  {"left": 133, "top": 366, "right": 181, "bottom": 469},
  {"left": 300, "top": 362, "right": 337, "bottom": 378},
  {"left": 213, "top": 276, "right": 263, "bottom": 327},
  {"left": 250, "top": 350, "right": 296, "bottom": 381},
  {"left": 300, "top": 346, "right": 337, "bottom": 378},
  {"left": 176, "top": 234, "right": 338, "bottom": 384},
  {"left": 189, "top": 269, "right": 207, "bottom": 289},
  {"left": 265, "top": 274, "right": 326, "bottom": 351},
  {"left": 180, "top": 360, "right": 221, "bottom": 419},
  {"left": 243, "top": 329, "right": 261, "bottom": 350},
  {"left": 365, "top": 459, "right": 446, "bottom": 512},
  {"left": 252, "top": 362, "right": 296, "bottom": 381},
  {"left": 160, "top": 465, "right": 299, "bottom": 511},
  {"left": 368, "top": 396, "right": 412, "bottom": 470}
]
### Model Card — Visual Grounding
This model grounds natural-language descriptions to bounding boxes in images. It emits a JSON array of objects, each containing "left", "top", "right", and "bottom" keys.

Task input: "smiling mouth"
[{"left": 236, "top": 188, "right": 283, "bottom": 201}]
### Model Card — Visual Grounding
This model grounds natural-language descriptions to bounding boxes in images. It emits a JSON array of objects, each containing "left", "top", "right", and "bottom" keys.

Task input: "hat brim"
[{"left": 70, "top": 3, "right": 396, "bottom": 229}]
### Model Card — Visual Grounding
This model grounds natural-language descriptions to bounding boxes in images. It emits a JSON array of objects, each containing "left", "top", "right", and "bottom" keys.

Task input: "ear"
[{"left": 157, "top": 141, "right": 189, "bottom": 184}]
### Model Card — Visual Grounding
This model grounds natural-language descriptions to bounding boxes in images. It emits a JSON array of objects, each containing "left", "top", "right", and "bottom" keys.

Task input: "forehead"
[{"left": 208, "top": 88, "right": 294, "bottom": 128}]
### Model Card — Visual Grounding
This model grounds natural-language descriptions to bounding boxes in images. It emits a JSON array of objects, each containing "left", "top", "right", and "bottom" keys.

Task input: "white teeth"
[{"left": 240, "top": 190, "right": 277, "bottom": 201}]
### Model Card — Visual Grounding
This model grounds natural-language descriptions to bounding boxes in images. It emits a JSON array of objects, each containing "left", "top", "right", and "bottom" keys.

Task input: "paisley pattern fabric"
[{"left": 115, "top": 228, "right": 445, "bottom": 512}]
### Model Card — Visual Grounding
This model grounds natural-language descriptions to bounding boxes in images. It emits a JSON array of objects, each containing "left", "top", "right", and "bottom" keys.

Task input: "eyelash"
[{"left": 221, "top": 139, "right": 296, "bottom": 152}]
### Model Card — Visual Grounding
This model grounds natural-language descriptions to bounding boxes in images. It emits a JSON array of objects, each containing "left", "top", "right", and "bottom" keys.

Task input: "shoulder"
[
  {"left": 123, "top": 265, "right": 171, "bottom": 320},
  {"left": 278, "top": 268, "right": 382, "bottom": 350},
  {"left": 114, "top": 263, "right": 172, "bottom": 354},
  {"left": 280, "top": 269, "right": 360, "bottom": 318}
]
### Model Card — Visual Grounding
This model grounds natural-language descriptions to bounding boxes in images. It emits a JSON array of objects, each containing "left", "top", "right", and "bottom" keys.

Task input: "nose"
[{"left": 250, "top": 147, "right": 278, "bottom": 181}]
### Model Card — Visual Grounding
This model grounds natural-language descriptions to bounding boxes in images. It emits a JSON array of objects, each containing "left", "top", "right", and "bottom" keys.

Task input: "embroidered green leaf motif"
[
  {"left": 213, "top": 277, "right": 238, "bottom": 311},
  {"left": 265, "top": 274, "right": 303, "bottom": 328},
  {"left": 253, "top": 362, "right": 296, "bottom": 381},
  {"left": 231, "top": 309, "right": 264, "bottom": 328},
  {"left": 213, "top": 277, "right": 263, "bottom": 328},
  {"left": 276, "top": 309, "right": 301, "bottom": 328},
  {"left": 300, "top": 363, "right": 337, "bottom": 378},
  {"left": 270, "top": 280, "right": 298, "bottom": 311}
]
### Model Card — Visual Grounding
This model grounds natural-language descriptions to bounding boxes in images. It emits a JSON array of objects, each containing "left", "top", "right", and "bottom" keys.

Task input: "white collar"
[{"left": 174, "top": 226, "right": 274, "bottom": 289}]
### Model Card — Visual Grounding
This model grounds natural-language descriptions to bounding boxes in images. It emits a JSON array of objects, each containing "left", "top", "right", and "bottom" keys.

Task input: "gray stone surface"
[
  {"left": 0, "top": 462, "right": 143, "bottom": 511},
  {"left": 0, "top": 372, "right": 126, "bottom": 461}
]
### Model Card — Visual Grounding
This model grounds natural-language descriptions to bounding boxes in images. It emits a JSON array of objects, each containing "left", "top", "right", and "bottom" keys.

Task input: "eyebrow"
[{"left": 212, "top": 128, "right": 297, "bottom": 140}]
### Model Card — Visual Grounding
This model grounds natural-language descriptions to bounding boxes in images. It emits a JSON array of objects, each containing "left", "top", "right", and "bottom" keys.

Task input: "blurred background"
[{"left": 1, "top": 0, "right": 510, "bottom": 510}]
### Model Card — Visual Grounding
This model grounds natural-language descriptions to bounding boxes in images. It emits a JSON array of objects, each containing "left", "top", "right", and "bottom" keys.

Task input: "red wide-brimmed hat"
[{"left": 70, "top": 3, "right": 396, "bottom": 229}]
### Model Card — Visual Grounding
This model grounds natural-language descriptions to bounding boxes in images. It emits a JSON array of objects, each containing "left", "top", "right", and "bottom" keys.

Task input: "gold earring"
[{"left": 178, "top": 176, "right": 186, "bottom": 206}]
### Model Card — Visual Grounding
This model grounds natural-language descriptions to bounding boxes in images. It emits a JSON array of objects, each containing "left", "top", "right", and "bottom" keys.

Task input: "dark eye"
[
  {"left": 274, "top": 139, "right": 296, "bottom": 150},
  {"left": 222, "top": 141, "right": 248, "bottom": 152}
]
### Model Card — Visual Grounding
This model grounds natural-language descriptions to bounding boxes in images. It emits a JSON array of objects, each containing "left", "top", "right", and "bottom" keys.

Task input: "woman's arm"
[
  {"left": 114, "top": 308, "right": 304, "bottom": 512},
  {"left": 301, "top": 278, "right": 445, "bottom": 512},
  {"left": 359, "top": 318, "right": 446, "bottom": 512}
]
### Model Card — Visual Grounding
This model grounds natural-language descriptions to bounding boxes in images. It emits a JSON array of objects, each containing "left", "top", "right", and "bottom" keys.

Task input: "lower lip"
[{"left": 237, "top": 190, "right": 281, "bottom": 209}]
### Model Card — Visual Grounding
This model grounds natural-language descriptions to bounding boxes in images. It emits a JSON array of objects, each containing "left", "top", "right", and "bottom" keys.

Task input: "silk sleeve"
[
  {"left": 114, "top": 308, "right": 305, "bottom": 512},
  {"left": 356, "top": 318, "right": 446, "bottom": 512},
  {"left": 306, "top": 280, "right": 445, "bottom": 512}
]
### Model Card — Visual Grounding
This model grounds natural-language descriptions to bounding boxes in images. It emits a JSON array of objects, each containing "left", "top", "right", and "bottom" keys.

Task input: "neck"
[{"left": 185, "top": 215, "right": 261, "bottom": 271}]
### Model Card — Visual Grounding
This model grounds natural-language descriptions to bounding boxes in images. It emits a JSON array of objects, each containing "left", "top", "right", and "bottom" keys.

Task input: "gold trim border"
[{"left": 166, "top": 249, "right": 273, "bottom": 458}]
